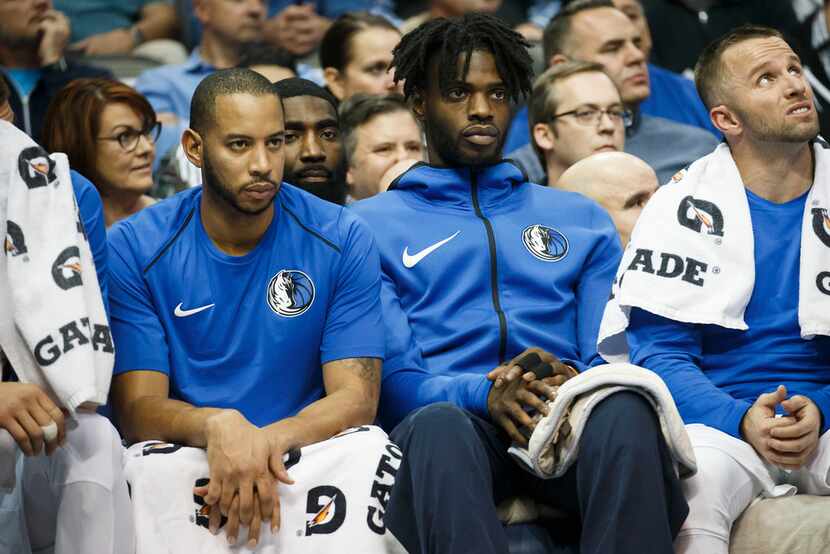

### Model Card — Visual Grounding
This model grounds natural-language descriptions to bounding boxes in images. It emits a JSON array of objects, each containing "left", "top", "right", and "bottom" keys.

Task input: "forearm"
[
  {"left": 135, "top": 3, "right": 179, "bottom": 42},
  {"left": 379, "top": 369, "right": 491, "bottom": 430},
  {"left": 264, "top": 383, "right": 377, "bottom": 453},
  {"left": 120, "top": 395, "right": 224, "bottom": 446}
]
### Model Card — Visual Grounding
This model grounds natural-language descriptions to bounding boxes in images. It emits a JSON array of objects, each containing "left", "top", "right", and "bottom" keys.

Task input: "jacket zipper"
[{"left": 470, "top": 169, "right": 508, "bottom": 364}]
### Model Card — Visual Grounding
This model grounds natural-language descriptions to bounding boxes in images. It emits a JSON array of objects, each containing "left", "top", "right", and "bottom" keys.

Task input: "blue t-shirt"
[
  {"left": 107, "top": 185, "right": 385, "bottom": 426},
  {"left": 629, "top": 187, "right": 830, "bottom": 438}
]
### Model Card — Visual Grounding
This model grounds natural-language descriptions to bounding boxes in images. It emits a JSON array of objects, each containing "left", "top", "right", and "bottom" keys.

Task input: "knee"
[
  {"left": 582, "top": 391, "right": 659, "bottom": 454},
  {"left": 680, "top": 447, "right": 754, "bottom": 538},
  {"left": 71, "top": 413, "right": 123, "bottom": 459}
]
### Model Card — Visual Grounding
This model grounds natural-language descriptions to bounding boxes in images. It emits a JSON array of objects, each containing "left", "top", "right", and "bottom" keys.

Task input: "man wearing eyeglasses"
[
  {"left": 508, "top": 0, "right": 719, "bottom": 186},
  {"left": 528, "top": 60, "right": 629, "bottom": 187}
]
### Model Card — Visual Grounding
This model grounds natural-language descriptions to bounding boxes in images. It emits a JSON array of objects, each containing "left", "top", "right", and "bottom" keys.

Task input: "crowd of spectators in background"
[
  {"left": 3, "top": 2, "right": 830, "bottom": 553},
  {"left": 2, "top": 0, "right": 829, "bottom": 217}
]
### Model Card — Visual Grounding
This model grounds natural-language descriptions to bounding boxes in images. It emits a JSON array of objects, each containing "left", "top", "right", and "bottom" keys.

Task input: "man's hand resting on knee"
[
  {"left": 486, "top": 348, "right": 577, "bottom": 445},
  {"left": 193, "top": 409, "right": 294, "bottom": 548},
  {"left": 0, "top": 382, "right": 66, "bottom": 456},
  {"left": 740, "top": 385, "right": 821, "bottom": 469}
]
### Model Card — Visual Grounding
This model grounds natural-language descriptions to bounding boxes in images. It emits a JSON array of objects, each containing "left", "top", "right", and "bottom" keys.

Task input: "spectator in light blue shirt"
[{"left": 134, "top": 0, "right": 268, "bottom": 167}]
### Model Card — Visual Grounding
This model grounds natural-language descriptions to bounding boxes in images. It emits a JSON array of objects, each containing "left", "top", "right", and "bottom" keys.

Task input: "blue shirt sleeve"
[
  {"left": 320, "top": 213, "right": 385, "bottom": 363},
  {"left": 107, "top": 225, "right": 171, "bottom": 376},
  {"left": 577, "top": 205, "right": 623, "bottom": 370},
  {"left": 628, "top": 307, "right": 751, "bottom": 438},
  {"left": 71, "top": 170, "right": 109, "bottom": 313},
  {"left": 377, "top": 270, "right": 492, "bottom": 430}
]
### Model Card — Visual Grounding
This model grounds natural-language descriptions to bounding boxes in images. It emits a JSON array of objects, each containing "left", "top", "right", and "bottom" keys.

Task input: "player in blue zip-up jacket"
[
  {"left": 355, "top": 161, "right": 619, "bottom": 429},
  {"left": 351, "top": 13, "right": 688, "bottom": 554}
]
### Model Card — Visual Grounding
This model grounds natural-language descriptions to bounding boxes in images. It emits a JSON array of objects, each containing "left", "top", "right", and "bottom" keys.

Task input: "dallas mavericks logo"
[
  {"left": 811, "top": 208, "right": 830, "bottom": 248},
  {"left": 521, "top": 224, "right": 568, "bottom": 262},
  {"left": 267, "top": 269, "right": 315, "bottom": 317},
  {"left": 677, "top": 196, "right": 724, "bottom": 237},
  {"left": 18, "top": 146, "right": 58, "bottom": 189}
]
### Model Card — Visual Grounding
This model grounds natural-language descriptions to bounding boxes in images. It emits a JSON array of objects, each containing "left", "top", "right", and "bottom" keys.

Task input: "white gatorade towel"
[{"left": 125, "top": 425, "right": 407, "bottom": 553}]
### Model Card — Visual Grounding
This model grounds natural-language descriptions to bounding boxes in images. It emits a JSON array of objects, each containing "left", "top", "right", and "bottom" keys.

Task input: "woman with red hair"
[{"left": 43, "top": 78, "right": 160, "bottom": 227}]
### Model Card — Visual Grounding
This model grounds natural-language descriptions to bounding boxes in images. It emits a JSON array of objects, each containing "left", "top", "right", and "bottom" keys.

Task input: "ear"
[
  {"left": 549, "top": 54, "right": 569, "bottom": 68},
  {"left": 709, "top": 105, "right": 741, "bottom": 139},
  {"left": 182, "top": 128, "right": 204, "bottom": 168},
  {"left": 346, "top": 166, "right": 355, "bottom": 186},
  {"left": 411, "top": 91, "right": 426, "bottom": 122},
  {"left": 532, "top": 122, "right": 556, "bottom": 153},
  {"left": 323, "top": 67, "right": 345, "bottom": 100}
]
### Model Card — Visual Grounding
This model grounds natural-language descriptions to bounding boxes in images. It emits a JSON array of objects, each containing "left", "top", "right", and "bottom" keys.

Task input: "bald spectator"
[
  {"left": 508, "top": 0, "right": 719, "bottom": 186},
  {"left": 339, "top": 93, "right": 424, "bottom": 202},
  {"left": 529, "top": 61, "right": 627, "bottom": 186},
  {"left": 0, "top": 0, "right": 111, "bottom": 142},
  {"left": 558, "top": 151, "right": 658, "bottom": 245}
]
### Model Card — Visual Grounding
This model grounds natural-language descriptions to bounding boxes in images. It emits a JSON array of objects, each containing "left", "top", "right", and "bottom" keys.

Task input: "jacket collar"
[{"left": 389, "top": 160, "right": 527, "bottom": 211}]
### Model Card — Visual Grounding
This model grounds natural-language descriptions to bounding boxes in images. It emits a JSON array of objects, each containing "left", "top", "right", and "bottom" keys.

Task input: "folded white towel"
[
  {"left": 0, "top": 121, "right": 113, "bottom": 412},
  {"left": 598, "top": 141, "right": 830, "bottom": 362},
  {"left": 509, "top": 364, "right": 696, "bottom": 480}
]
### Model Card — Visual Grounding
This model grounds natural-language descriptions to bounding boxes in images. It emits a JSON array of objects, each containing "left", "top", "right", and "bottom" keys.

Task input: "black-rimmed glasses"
[{"left": 97, "top": 121, "right": 162, "bottom": 152}]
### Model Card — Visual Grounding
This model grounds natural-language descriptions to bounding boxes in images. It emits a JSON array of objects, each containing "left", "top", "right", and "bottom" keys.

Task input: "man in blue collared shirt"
[{"left": 135, "top": 0, "right": 266, "bottom": 130}]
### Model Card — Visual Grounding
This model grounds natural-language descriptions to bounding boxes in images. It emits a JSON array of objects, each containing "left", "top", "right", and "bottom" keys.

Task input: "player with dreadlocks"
[{"left": 352, "top": 13, "right": 689, "bottom": 554}]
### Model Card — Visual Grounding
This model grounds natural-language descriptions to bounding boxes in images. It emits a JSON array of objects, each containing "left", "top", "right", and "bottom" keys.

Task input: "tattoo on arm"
[{"left": 347, "top": 358, "right": 381, "bottom": 385}]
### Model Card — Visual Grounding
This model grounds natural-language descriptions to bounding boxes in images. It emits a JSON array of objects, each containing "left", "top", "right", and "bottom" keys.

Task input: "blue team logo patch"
[
  {"left": 267, "top": 269, "right": 315, "bottom": 317},
  {"left": 522, "top": 224, "right": 568, "bottom": 262}
]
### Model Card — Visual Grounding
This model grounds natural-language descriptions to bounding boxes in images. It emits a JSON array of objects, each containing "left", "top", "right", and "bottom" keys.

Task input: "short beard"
[
  {"left": 735, "top": 105, "right": 819, "bottom": 144},
  {"left": 202, "top": 150, "right": 274, "bottom": 216},
  {"left": 424, "top": 106, "right": 504, "bottom": 168}
]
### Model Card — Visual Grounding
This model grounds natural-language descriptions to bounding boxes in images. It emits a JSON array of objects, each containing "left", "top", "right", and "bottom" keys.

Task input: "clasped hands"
[
  {"left": 193, "top": 410, "right": 293, "bottom": 548},
  {"left": 741, "top": 385, "right": 822, "bottom": 470},
  {"left": 487, "top": 347, "right": 579, "bottom": 446}
]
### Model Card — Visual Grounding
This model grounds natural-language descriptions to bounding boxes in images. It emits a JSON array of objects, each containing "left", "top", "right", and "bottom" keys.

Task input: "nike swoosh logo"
[
  {"left": 402, "top": 231, "right": 460, "bottom": 268},
  {"left": 174, "top": 302, "right": 215, "bottom": 317}
]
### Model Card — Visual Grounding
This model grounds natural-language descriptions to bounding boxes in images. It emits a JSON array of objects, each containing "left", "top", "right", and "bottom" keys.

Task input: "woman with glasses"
[{"left": 43, "top": 78, "right": 160, "bottom": 227}]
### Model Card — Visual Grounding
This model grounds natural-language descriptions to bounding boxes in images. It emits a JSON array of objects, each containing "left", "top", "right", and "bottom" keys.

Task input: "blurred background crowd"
[{"left": 1, "top": 0, "right": 827, "bottom": 227}]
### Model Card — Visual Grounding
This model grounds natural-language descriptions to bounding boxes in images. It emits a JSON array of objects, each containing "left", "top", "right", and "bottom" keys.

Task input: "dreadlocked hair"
[{"left": 391, "top": 12, "right": 533, "bottom": 104}]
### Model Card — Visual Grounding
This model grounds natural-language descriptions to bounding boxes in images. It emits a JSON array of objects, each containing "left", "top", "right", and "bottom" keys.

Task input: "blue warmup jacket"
[{"left": 352, "top": 161, "right": 622, "bottom": 429}]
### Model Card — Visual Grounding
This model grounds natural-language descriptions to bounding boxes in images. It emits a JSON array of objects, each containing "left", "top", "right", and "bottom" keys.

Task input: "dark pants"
[{"left": 386, "top": 392, "right": 688, "bottom": 554}]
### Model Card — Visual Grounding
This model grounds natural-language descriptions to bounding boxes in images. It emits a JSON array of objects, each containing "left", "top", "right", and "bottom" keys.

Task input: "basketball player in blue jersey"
[
  {"left": 352, "top": 14, "right": 687, "bottom": 554},
  {"left": 108, "top": 69, "right": 396, "bottom": 551}
]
